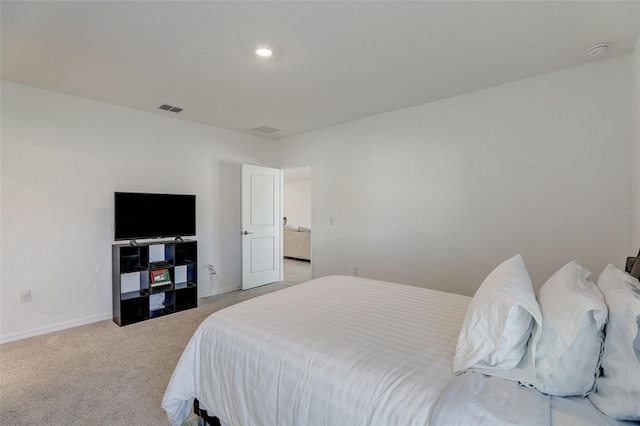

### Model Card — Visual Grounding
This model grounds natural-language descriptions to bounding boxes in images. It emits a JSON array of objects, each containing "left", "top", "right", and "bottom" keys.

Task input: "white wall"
[
  {"left": 0, "top": 81, "right": 278, "bottom": 342},
  {"left": 283, "top": 178, "right": 311, "bottom": 229},
  {"left": 632, "top": 27, "right": 640, "bottom": 253},
  {"left": 2, "top": 53, "right": 636, "bottom": 343},
  {"left": 279, "top": 55, "right": 633, "bottom": 296}
]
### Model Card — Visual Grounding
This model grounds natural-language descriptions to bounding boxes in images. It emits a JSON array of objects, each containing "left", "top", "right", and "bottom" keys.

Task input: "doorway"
[{"left": 282, "top": 166, "right": 312, "bottom": 285}]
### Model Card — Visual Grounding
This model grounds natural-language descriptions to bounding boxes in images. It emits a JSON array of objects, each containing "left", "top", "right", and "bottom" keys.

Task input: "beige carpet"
[
  {"left": 282, "top": 257, "right": 312, "bottom": 285},
  {"left": 0, "top": 267, "right": 309, "bottom": 426}
]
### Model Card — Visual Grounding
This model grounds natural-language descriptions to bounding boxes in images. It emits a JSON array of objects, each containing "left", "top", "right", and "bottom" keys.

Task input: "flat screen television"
[{"left": 114, "top": 192, "right": 196, "bottom": 241}]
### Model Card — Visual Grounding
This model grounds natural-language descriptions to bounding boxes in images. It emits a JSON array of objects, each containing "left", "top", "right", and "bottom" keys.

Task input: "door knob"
[{"left": 243, "top": 231, "right": 253, "bottom": 235}]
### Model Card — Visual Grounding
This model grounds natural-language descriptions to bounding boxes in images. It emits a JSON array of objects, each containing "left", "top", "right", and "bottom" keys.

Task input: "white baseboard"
[
  {"left": 0, "top": 312, "right": 113, "bottom": 344},
  {"left": 2, "top": 285, "right": 242, "bottom": 344},
  {"left": 199, "top": 283, "right": 239, "bottom": 298}
]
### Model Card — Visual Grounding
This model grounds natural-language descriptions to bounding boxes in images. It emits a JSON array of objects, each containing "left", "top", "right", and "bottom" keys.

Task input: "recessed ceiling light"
[
  {"left": 255, "top": 47, "right": 273, "bottom": 58},
  {"left": 586, "top": 42, "right": 610, "bottom": 57}
]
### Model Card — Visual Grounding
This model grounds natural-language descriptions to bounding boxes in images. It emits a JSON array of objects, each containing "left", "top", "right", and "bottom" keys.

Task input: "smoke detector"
[{"left": 586, "top": 43, "right": 610, "bottom": 57}]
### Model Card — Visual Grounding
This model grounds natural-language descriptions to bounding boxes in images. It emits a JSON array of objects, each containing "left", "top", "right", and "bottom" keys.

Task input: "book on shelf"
[
  {"left": 150, "top": 269, "right": 172, "bottom": 287},
  {"left": 150, "top": 292, "right": 165, "bottom": 311}
]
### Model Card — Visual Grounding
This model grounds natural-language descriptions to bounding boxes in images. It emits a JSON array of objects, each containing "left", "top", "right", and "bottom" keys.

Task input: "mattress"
[{"left": 162, "top": 275, "right": 472, "bottom": 426}]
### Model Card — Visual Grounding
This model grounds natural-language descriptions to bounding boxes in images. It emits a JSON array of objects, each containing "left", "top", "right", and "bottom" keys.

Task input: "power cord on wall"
[{"left": 207, "top": 264, "right": 221, "bottom": 296}]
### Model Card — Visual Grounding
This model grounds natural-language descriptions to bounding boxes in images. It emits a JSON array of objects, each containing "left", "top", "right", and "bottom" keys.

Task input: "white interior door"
[{"left": 241, "top": 164, "right": 282, "bottom": 290}]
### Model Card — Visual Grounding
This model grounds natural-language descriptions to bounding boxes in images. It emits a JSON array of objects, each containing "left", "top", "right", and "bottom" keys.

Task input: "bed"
[{"left": 162, "top": 255, "right": 640, "bottom": 426}]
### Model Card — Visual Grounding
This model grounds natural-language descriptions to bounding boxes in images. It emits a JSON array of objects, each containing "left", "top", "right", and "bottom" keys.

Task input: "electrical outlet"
[{"left": 20, "top": 289, "right": 32, "bottom": 303}]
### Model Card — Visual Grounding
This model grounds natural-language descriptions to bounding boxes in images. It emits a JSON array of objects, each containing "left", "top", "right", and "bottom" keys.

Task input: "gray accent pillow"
[
  {"left": 631, "top": 255, "right": 640, "bottom": 279},
  {"left": 626, "top": 256, "right": 636, "bottom": 273}
]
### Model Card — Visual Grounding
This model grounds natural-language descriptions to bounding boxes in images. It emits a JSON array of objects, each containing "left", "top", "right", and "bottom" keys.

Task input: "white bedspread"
[
  {"left": 429, "top": 372, "right": 637, "bottom": 426},
  {"left": 162, "top": 275, "right": 471, "bottom": 426}
]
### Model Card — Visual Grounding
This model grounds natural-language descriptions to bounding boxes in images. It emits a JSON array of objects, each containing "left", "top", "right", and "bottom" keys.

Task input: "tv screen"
[{"left": 114, "top": 192, "right": 196, "bottom": 241}]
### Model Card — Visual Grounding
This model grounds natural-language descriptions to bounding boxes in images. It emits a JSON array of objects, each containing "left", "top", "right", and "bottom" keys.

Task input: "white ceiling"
[{"left": 2, "top": 1, "right": 639, "bottom": 139}]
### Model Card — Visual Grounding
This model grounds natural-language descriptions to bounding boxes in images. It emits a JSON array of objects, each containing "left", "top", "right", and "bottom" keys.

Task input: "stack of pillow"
[
  {"left": 589, "top": 263, "right": 640, "bottom": 420},
  {"left": 453, "top": 254, "right": 640, "bottom": 421}
]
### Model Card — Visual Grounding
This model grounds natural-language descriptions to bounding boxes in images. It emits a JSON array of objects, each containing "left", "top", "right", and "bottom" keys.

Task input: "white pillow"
[
  {"left": 589, "top": 264, "right": 640, "bottom": 421},
  {"left": 453, "top": 254, "right": 542, "bottom": 384},
  {"left": 533, "top": 261, "right": 607, "bottom": 397}
]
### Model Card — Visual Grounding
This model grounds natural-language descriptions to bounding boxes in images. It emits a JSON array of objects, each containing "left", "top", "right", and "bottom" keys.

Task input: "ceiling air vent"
[
  {"left": 159, "top": 104, "right": 183, "bottom": 113},
  {"left": 252, "top": 125, "right": 280, "bottom": 134}
]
